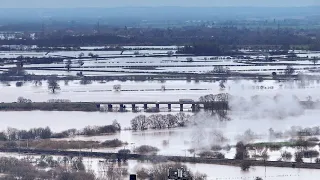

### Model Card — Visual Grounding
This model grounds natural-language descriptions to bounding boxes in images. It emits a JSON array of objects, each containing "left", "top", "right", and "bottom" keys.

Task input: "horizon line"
[{"left": 0, "top": 5, "right": 319, "bottom": 9}]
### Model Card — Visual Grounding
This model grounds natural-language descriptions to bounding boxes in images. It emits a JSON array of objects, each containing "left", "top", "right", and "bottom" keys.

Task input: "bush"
[
  {"left": 268, "top": 144, "right": 282, "bottom": 151},
  {"left": 302, "top": 150, "right": 319, "bottom": 158},
  {"left": 281, "top": 151, "right": 293, "bottom": 161},
  {"left": 198, "top": 151, "right": 225, "bottom": 159},
  {"left": 211, "top": 145, "right": 222, "bottom": 151},
  {"left": 102, "top": 139, "right": 124, "bottom": 148},
  {"left": 235, "top": 141, "right": 249, "bottom": 160},
  {"left": 137, "top": 168, "right": 150, "bottom": 179},
  {"left": 240, "top": 161, "right": 251, "bottom": 171},
  {"left": 118, "top": 149, "right": 131, "bottom": 154},
  {"left": 295, "top": 152, "right": 304, "bottom": 163},
  {"left": 223, "top": 144, "right": 231, "bottom": 151},
  {"left": 37, "top": 160, "right": 49, "bottom": 168},
  {"left": 15, "top": 82, "right": 23, "bottom": 87},
  {"left": 57, "top": 171, "right": 95, "bottom": 180},
  {"left": 162, "top": 140, "right": 169, "bottom": 146},
  {"left": 0, "top": 132, "right": 7, "bottom": 141},
  {"left": 295, "top": 139, "right": 317, "bottom": 148},
  {"left": 98, "top": 125, "right": 119, "bottom": 134},
  {"left": 12, "top": 140, "right": 102, "bottom": 150},
  {"left": 134, "top": 145, "right": 159, "bottom": 154},
  {"left": 307, "top": 137, "right": 320, "bottom": 142},
  {"left": 81, "top": 124, "right": 120, "bottom": 136},
  {"left": 3, "top": 141, "right": 18, "bottom": 148}
]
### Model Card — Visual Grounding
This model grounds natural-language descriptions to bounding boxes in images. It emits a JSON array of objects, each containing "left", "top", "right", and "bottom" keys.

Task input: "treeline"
[
  {"left": 0, "top": 102, "right": 99, "bottom": 112},
  {"left": 0, "top": 121, "right": 121, "bottom": 141},
  {"left": 1, "top": 26, "right": 319, "bottom": 50},
  {"left": 177, "top": 43, "right": 242, "bottom": 56},
  {"left": 0, "top": 56, "right": 64, "bottom": 64},
  {"left": 0, "top": 139, "right": 126, "bottom": 150},
  {"left": 130, "top": 113, "right": 191, "bottom": 131}
]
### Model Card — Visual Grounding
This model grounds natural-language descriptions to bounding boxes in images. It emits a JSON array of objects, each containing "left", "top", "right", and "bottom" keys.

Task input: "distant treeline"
[
  {"left": 0, "top": 57, "right": 64, "bottom": 64},
  {"left": 177, "top": 43, "right": 244, "bottom": 56},
  {"left": 0, "top": 27, "right": 319, "bottom": 51}
]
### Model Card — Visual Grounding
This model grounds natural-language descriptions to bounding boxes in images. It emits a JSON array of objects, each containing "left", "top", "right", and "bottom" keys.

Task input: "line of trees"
[
  {"left": 0, "top": 121, "right": 121, "bottom": 141},
  {"left": 1, "top": 26, "right": 319, "bottom": 50},
  {"left": 130, "top": 113, "right": 191, "bottom": 131}
]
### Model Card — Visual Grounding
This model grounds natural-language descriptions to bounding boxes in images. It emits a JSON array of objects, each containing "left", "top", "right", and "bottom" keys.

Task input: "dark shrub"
[
  {"left": 198, "top": 151, "right": 225, "bottom": 159},
  {"left": 117, "top": 149, "right": 131, "bottom": 162},
  {"left": 3, "top": 141, "right": 18, "bottom": 148},
  {"left": 15, "top": 82, "right": 23, "bottom": 87},
  {"left": 134, "top": 145, "right": 159, "bottom": 154},
  {"left": 98, "top": 125, "right": 118, "bottom": 134},
  {"left": 235, "top": 141, "right": 249, "bottom": 160},
  {"left": 307, "top": 137, "right": 319, "bottom": 142},
  {"left": 295, "top": 152, "right": 304, "bottom": 163},
  {"left": 211, "top": 145, "right": 222, "bottom": 151},
  {"left": 240, "top": 161, "right": 251, "bottom": 171},
  {"left": 302, "top": 150, "right": 319, "bottom": 158},
  {"left": 101, "top": 139, "right": 124, "bottom": 148},
  {"left": 281, "top": 151, "right": 293, "bottom": 161}
]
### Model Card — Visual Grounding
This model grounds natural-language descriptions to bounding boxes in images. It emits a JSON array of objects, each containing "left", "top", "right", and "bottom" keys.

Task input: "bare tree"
[
  {"left": 78, "top": 60, "right": 84, "bottom": 66},
  {"left": 17, "top": 97, "right": 32, "bottom": 103},
  {"left": 310, "top": 57, "right": 319, "bottom": 65},
  {"left": 113, "top": 84, "right": 121, "bottom": 92},
  {"left": 131, "top": 115, "right": 148, "bottom": 131},
  {"left": 164, "top": 114, "right": 177, "bottom": 128},
  {"left": 48, "top": 79, "right": 61, "bottom": 93},
  {"left": 65, "top": 60, "right": 72, "bottom": 71},
  {"left": 167, "top": 51, "right": 174, "bottom": 57},
  {"left": 161, "top": 85, "right": 166, "bottom": 91},
  {"left": 78, "top": 52, "right": 85, "bottom": 58},
  {"left": 88, "top": 52, "right": 94, "bottom": 57},
  {"left": 284, "top": 65, "right": 295, "bottom": 75},
  {"left": 148, "top": 114, "right": 166, "bottom": 129},
  {"left": 219, "top": 80, "right": 226, "bottom": 90}
]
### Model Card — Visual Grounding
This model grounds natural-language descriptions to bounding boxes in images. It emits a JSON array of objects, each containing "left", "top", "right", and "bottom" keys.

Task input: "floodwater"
[
  {"left": 2, "top": 152, "right": 320, "bottom": 180},
  {"left": 1, "top": 109, "right": 320, "bottom": 157},
  {"left": 1, "top": 79, "right": 320, "bottom": 102},
  {"left": 1, "top": 79, "right": 320, "bottom": 179}
]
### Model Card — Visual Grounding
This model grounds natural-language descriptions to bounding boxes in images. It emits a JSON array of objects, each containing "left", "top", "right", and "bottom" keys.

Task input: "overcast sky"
[{"left": 0, "top": 0, "right": 319, "bottom": 8}]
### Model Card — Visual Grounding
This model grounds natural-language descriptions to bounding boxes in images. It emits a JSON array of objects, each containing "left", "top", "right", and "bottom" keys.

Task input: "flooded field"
[
  {"left": 1, "top": 79, "right": 320, "bottom": 102},
  {"left": 1, "top": 108, "right": 320, "bottom": 157},
  {"left": 1, "top": 50, "right": 320, "bottom": 179},
  {"left": 2, "top": 151, "right": 320, "bottom": 180}
]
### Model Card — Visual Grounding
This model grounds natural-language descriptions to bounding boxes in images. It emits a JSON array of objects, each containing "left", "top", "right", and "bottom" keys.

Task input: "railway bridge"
[{"left": 97, "top": 101, "right": 204, "bottom": 112}]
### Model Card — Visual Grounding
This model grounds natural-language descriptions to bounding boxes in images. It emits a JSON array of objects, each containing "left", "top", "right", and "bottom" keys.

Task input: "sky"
[{"left": 0, "top": 0, "right": 319, "bottom": 8}]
